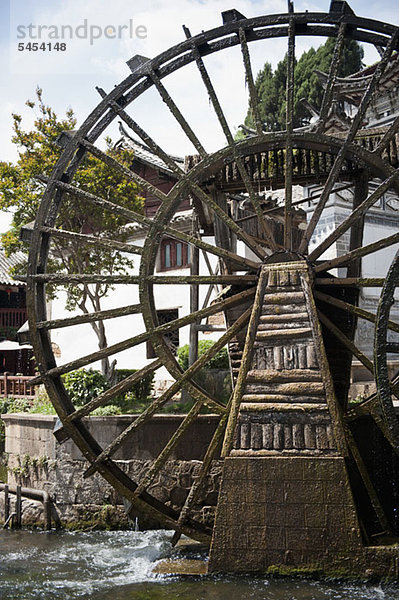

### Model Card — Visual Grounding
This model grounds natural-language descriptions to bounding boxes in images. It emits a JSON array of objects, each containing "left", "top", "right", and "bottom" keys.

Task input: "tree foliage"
[
  {"left": 0, "top": 88, "right": 144, "bottom": 378},
  {"left": 244, "top": 37, "right": 364, "bottom": 131}
]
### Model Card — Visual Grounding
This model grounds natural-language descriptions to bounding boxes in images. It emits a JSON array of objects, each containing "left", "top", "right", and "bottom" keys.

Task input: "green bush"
[
  {"left": 62, "top": 368, "right": 154, "bottom": 414},
  {"left": 62, "top": 369, "right": 108, "bottom": 408},
  {"left": 177, "top": 340, "right": 230, "bottom": 371},
  {"left": 113, "top": 369, "right": 154, "bottom": 403}
]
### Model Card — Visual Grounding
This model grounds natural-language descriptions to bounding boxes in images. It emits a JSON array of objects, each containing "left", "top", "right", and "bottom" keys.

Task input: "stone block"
[
  {"left": 284, "top": 480, "right": 324, "bottom": 504},
  {"left": 265, "top": 482, "right": 284, "bottom": 503},
  {"left": 265, "top": 526, "right": 285, "bottom": 550},
  {"left": 304, "top": 503, "right": 327, "bottom": 528}
]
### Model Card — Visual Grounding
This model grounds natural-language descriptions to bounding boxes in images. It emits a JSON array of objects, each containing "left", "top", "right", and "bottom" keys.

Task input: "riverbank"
[{"left": 0, "top": 413, "right": 221, "bottom": 531}]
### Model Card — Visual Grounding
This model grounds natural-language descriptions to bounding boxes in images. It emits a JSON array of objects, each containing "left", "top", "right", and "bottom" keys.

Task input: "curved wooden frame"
[{"left": 22, "top": 6, "right": 399, "bottom": 540}]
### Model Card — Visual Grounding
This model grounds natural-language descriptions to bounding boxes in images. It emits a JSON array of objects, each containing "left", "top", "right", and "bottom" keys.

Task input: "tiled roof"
[
  {"left": 115, "top": 123, "right": 184, "bottom": 176},
  {"left": 0, "top": 249, "right": 26, "bottom": 286}
]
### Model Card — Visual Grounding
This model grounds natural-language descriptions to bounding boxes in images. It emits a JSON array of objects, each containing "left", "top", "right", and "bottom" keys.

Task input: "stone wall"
[{"left": 0, "top": 413, "right": 222, "bottom": 529}]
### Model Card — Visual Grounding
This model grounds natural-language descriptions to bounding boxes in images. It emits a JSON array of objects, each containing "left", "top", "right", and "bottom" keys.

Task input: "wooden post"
[
  {"left": 189, "top": 221, "right": 200, "bottom": 369},
  {"left": 3, "top": 372, "right": 9, "bottom": 398},
  {"left": 15, "top": 484, "right": 22, "bottom": 528},
  {"left": 4, "top": 484, "right": 9, "bottom": 524}
]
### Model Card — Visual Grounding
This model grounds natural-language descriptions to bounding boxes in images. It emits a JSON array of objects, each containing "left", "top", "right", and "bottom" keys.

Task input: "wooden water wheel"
[{"left": 24, "top": 1, "right": 399, "bottom": 549}]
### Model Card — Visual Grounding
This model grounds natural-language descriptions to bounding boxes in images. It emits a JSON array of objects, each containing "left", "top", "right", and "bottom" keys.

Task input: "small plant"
[
  {"left": 177, "top": 340, "right": 229, "bottom": 371},
  {"left": 91, "top": 405, "right": 122, "bottom": 416},
  {"left": 62, "top": 369, "right": 108, "bottom": 408}
]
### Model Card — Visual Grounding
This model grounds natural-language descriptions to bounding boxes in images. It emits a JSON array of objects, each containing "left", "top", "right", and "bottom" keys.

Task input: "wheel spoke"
[
  {"left": 133, "top": 401, "right": 204, "bottom": 497},
  {"left": 309, "top": 170, "right": 399, "bottom": 261},
  {"left": 41, "top": 226, "right": 143, "bottom": 255},
  {"left": 148, "top": 67, "right": 207, "bottom": 158},
  {"left": 315, "top": 277, "right": 395, "bottom": 287},
  {"left": 178, "top": 410, "right": 227, "bottom": 526},
  {"left": 187, "top": 182, "right": 268, "bottom": 259},
  {"left": 24, "top": 273, "right": 257, "bottom": 285},
  {"left": 315, "top": 232, "right": 399, "bottom": 274},
  {"left": 46, "top": 179, "right": 260, "bottom": 271},
  {"left": 238, "top": 28, "right": 263, "bottom": 135},
  {"left": 222, "top": 267, "right": 268, "bottom": 457},
  {"left": 315, "top": 23, "right": 346, "bottom": 133},
  {"left": 299, "top": 29, "right": 399, "bottom": 254},
  {"left": 31, "top": 287, "right": 256, "bottom": 384},
  {"left": 96, "top": 87, "right": 184, "bottom": 177},
  {"left": 318, "top": 310, "right": 374, "bottom": 373},
  {"left": 284, "top": 17, "right": 295, "bottom": 251},
  {"left": 66, "top": 359, "right": 163, "bottom": 421},
  {"left": 80, "top": 138, "right": 168, "bottom": 203},
  {"left": 314, "top": 290, "right": 399, "bottom": 334},
  {"left": 186, "top": 31, "right": 276, "bottom": 251},
  {"left": 374, "top": 113, "right": 399, "bottom": 155},
  {"left": 37, "top": 303, "right": 142, "bottom": 330},
  {"left": 85, "top": 306, "right": 252, "bottom": 472}
]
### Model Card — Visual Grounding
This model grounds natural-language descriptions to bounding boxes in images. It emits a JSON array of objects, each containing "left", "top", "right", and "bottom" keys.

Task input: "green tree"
[
  {"left": 0, "top": 88, "right": 144, "bottom": 379},
  {"left": 244, "top": 37, "right": 364, "bottom": 131}
]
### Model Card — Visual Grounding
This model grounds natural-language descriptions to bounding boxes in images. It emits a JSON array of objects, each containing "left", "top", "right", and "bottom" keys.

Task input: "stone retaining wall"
[{"left": 0, "top": 413, "right": 222, "bottom": 529}]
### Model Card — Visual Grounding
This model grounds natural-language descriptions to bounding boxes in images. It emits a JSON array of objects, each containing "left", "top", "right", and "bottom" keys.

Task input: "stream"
[{"left": 0, "top": 529, "right": 398, "bottom": 600}]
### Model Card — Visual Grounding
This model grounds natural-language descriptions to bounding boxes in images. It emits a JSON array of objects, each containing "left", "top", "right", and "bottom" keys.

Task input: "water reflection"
[{"left": 0, "top": 529, "right": 397, "bottom": 600}]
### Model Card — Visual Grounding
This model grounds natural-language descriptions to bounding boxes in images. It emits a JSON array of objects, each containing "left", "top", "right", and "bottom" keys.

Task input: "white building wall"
[{"left": 49, "top": 230, "right": 221, "bottom": 385}]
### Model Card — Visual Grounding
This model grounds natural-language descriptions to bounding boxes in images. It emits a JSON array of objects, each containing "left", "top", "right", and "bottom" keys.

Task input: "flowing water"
[{"left": 0, "top": 529, "right": 398, "bottom": 600}]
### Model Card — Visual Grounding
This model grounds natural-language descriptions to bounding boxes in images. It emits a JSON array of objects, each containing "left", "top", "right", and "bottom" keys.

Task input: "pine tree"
[{"left": 244, "top": 38, "right": 364, "bottom": 131}]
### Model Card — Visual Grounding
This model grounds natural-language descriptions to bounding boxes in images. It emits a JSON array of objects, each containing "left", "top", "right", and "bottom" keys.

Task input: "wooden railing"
[
  {"left": 0, "top": 373, "right": 35, "bottom": 398},
  {"left": 0, "top": 308, "right": 27, "bottom": 330}
]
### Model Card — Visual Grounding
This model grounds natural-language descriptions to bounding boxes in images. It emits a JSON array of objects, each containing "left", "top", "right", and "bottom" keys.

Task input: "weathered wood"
[
  {"left": 31, "top": 287, "right": 255, "bottom": 384},
  {"left": 25, "top": 273, "right": 257, "bottom": 285},
  {"left": 345, "top": 424, "right": 391, "bottom": 533},
  {"left": 85, "top": 307, "right": 252, "bottom": 472},
  {"left": 243, "top": 382, "right": 325, "bottom": 394},
  {"left": 315, "top": 277, "right": 392, "bottom": 287},
  {"left": 242, "top": 394, "right": 325, "bottom": 403},
  {"left": 134, "top": 400, "right": 204, "bottom": 496},
  {"left": 238, "top": 27, "right": 263, "bottom": 136},
  {"left": 314, "top": 290, "right": 399, "bottom": 334},
  {"left": 259, "top": 312, "right": 309, "bottom": 323},
  {"left": 178, "top": 411, "right": 227, "bottom": 526},
  {"left": 37, "top": 303, "right": 142, "bottom": 330},
  {"left": 97, "top": 86, "right": 184, "bottom": 177},
  {"left": 318, "top": 310, "right": 374, "bottom": 373},
  {"left": 284, "top": 17, "right": 295, "bottom": 250},
  {"left": 246, "top": 369, "right": 322, "bottom": 382},
  {"left": 309, "top": 170, "right": 397, "bottom": 261},
  {"left": 222, "top": 268, "right": 268, "bottom": 457},
  {"left": 375, "top": 113, "right": 399, "bottom": 155},
  {"left": 299, "top": 28, "right": 399, "bottom": 254},
  {"left": 316, "top": 22, "right": 346, "bottom": 133},
  {"left": 255, "top": 327, "right": 311, "bottom": 341},
  {"left": 300, "top": 272, "right": 348, "bottom": 456},
  {"left": 81, "top": 138, "right": 168, "bottom": 203},
  {"left": 66, "top": 359, "right": 163, "bottom": 421},
  {"left": 315, "top": 231, "right": 399, "bottom": 273},
  {"left": 189, "top": 231, "right": 200, "bottom": 369},
  {"left": 148, "top": 67, "right": 207, "bottom": 157},
  {"left": 40, "top": 226, "right": 143, "bottom": 255}
]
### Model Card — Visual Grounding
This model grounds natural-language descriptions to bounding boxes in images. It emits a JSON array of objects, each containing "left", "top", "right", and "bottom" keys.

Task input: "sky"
[{"left": 1, "top": 0, "right": 399, "bottom": 232}]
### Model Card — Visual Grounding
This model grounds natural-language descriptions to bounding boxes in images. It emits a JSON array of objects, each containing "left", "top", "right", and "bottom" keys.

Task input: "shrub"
[
  {"left": 113, "top": 369, "right": 154, "bottom": 403},
  {"left": 62, "top": 368, "right": 154, "bottom": 414},
  {"left": 62, "top": 369, "right": 108, "bottom": 408},
  {"left": 177, "top": 340, "right": 230, "bottom": 371}
]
